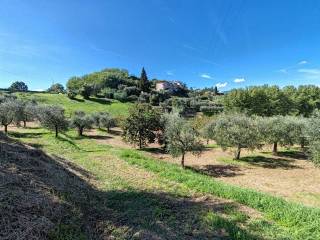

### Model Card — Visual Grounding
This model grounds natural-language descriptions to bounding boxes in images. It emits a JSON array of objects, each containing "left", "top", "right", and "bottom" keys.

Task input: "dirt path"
[{"left": 92, "top": 128, "right": 320, "bottom": 207}]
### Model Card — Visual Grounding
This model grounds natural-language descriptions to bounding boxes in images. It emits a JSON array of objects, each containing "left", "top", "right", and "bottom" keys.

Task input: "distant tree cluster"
[
  {"left": 9, "top": 81, "right": 28, "bottom": 92},
  {"left": 65, "top": 67, "right": 194, "bottom": 109},
  {"left": 224, "top": 85, "right": 320, "bottom": 117},
  {"left": 48, "top": 83, "right": 65, "bottom": 93},
  {"left": 66, "top": 68, "right": 144, "bottom": 100}
]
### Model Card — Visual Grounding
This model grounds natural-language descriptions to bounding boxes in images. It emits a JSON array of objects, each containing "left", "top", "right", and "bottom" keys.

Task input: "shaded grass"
[
  {"left": 238, "top": 155, "right": 300, "bottom": 169},
  {"left": 119, "top": 150, "right": 320, "bottom": 239}
]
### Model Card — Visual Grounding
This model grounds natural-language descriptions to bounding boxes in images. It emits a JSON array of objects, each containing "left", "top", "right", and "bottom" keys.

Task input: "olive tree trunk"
[
  {"left": 55, "top": 126, "right": 58, "bottom": 138},
  {"left": 139, "top": 137, "right": 142, "bottom": 149},
  {"left": 78, "top": 127, "right": 83, "bottom": 136},
  {"left": 234, "top": 146, "right": 241, "bottom": 160},
  {"left": 272, "top": 142, "right": 278, "bottom": 155},
  {"left": 181, "top": 153, "right": 185, "bottom": 168}
]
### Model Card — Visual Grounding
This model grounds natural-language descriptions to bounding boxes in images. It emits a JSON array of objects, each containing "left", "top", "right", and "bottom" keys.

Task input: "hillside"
[
  {"left": 2, "top": 125, "right": 320, "bottom": 239},
  {"left": 14, "top": 92, "right": 131, "bottom": 117}
]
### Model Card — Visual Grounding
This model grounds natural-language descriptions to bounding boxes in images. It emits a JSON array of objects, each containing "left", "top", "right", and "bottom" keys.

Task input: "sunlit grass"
[
  {"left": 8, "top": 126, "right": 320, "bottom": 239},
  {"left": 15, "top": 92, "right": 131, "bottom": 117}
]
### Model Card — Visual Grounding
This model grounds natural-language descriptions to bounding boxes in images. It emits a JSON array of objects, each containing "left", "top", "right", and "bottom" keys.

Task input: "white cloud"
[
  {"left": 297, "top": 68, "right": 320, "bottom": 80},
  {"left": 298, "top": 68, "right": 320, "bottom": 74},
  {"left": 166, "top": 70, "right": 174, "bottom": 76},
  {"left": 216, "top": 82, "right": 228, "bottom": 88},
  {"left": 200, "top": 74, "right": 213, "bottom": 79},
  {"left": 234, "top": 78, "right": 245, "bottom": 83},
  {"left": 298, "top": 60, "right": 308, "bottom": 65},
  {"left": 278, "top": 68, "right": 288, "bottom": 74}
]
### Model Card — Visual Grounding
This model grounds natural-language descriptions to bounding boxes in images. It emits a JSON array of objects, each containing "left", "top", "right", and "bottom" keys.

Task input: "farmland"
[
  {"left": 4, "top": 125, "right": 320, "bottom": 239},
  {"left": 1, "top": 89, "right": 320, "bottom": 239}
]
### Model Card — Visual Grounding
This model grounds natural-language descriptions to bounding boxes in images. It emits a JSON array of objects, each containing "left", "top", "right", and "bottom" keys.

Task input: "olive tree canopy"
[
  {"left": 212, "top": 113, "right": 260, "bottom": 160},
  {"left": 0, "top": 100, "right": 19, "bottom": 134},
  {"left": 38, "top": 105, "right": 68, "bottom": 137},
  {"left": 70, "top": 111, "right": 94, "bottom": 136},
  {"left": 164, "top": 113, "right": 203, "bottom": 167}
]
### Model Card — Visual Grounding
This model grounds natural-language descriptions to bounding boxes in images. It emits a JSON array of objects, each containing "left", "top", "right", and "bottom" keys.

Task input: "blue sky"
[{"left": 1, "top": 0, "right": 320, "bottom": 90}]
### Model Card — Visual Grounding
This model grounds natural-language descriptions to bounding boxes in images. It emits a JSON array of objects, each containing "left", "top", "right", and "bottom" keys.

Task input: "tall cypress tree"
[
  {"left": 214, "top": 86, "right": 219, "bottom": 95},
  {"left": 139, "top": 67, "right": 149, "bottom": 92}
]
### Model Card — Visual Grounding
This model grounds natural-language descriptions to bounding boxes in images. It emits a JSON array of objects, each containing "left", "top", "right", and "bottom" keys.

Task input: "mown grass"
[
  {"left": 15, "top": 92, "right": 131, "bottom": 117},
  {"left": 119, "top": 150, "right": 320, "bottom": 240},
  {"left": 8, "top": 127, "right": 319, "bottom": 239}
]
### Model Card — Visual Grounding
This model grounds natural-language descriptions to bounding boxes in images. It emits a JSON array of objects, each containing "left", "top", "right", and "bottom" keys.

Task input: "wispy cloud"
[
  {"left": 278, "top": 68, "right": 288, "bottom": 74},
  {"left": 216, "top": 82, "right": 228, "bottom": 88},
  {"left": 200, "top": 74, "right": 213, "bottom": 79},
  {"left": 297, "top": 68, "right": 320, "bottom": 80},
  {"left": 234, "top": 78, "right": 245, "bottom": 83},
  {"left": 278, "top": 60, "right": 309, "bottom": 74},
  {"left": 298, "top": 68, "right": 320, "bottom": 74},
  {"left": 182, "top": 43, "right": 199, "bottom": 51},
  {"left": 166, "top": 70, "right": 174, "bottom": 76},
  {"left": 89, "top": 44, "right": 124, "bottom": 58},
  {"left": 198, "top": 57, "right": 221, "bottom": 67},
  {"left": 298, "top": 60, "right": 308, "bottom": 65}
]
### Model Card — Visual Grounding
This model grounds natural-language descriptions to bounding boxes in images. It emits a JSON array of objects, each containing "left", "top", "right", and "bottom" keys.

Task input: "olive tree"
[
  {"left": 164, "top": 113, "right": 203, "bottom": 168},
  {"left": 14, "top": 100, "right": 38, "bottom": 127},
  {"left": 0, "top": 100, "right": 19, "bottom": 134},
  {"left": 122, "top": 103, "right": 161, "bottom": 149},
  {"left": 99, "top": 113, "right": 115, "bottom": 132},
  {"left": 201, "top": 119, "right": 216, "bottom": 145},
  {"left": 70, "top": 111, "right": 94, "bottom": 136},
  {"left": 37, "top": 105, "right": 69, "bottom": 137},
  {"left": 212, "top": 113, "right": 260, "bottom": 160},
  {"left": 92, "top": 112, "right": 115, "bottom": 132},
  {"left": 305, "top": 110, "right": 320, "bottom": 165},
  {"left": 258, "top": 116, "right": 296, "bottom": 155},
  {"left": 286, "top": 116, "right": 308, "bottom": 150}
]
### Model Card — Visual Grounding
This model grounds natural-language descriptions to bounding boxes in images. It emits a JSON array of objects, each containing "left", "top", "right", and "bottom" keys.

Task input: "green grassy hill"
[{"left": 15, "top": 92, "right": 131, "bottom": 117}]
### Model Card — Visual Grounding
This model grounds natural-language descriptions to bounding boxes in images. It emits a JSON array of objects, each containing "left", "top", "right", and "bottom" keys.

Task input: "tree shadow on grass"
[
  {"left": 142, "top": 147, "right": 167, "bottom": 155},
  {"left": 107, "top": 128, "right": 123, "bottom": 136},
  {"left": 186, "top": 165, "right": 243, "bottom": 178},
  {"left": 9, "top": 131, "right": 45, "bottom": 139},
  {"left": 238, "top": 155, "right": 301, "bottom": 169},
  {"left": 276, "top": 150, "right": 308, "bottom": 160},
  {"left": 57, "top": 134, "right": 81, "bottom": 150},
  {"left": 70, "top": 97, "right": 85, "bottom": 102},
  {"left": 0, "top": 133, "right": 263, "bottom": 240},
  {"left": 88, "top": 97, "right": 112, "bottom": 105},
  {"left": 83, "top": 134, "right": 113, "bottom": 140}
]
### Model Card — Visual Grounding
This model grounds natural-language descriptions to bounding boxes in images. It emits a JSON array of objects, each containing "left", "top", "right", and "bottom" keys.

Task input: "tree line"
[
  {"left": 0, "top": 96, "right": 115, "bottom": 138},
  {"left": 121, "top": 103, "right": 320, "bottom": 167},
  {"left": 224, "top": 85, "right": 320, "bottom": 117},
  {"left": 1, "top": 94, "right": 320, "bottom": 167}
]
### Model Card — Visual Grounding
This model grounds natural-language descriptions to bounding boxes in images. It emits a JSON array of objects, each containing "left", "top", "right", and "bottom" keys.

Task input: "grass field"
[
  {"left": 14, "top": 92, "right": 131, "bottom": 117},
  {"left": 4, "top": 125, "right": 320, "bottom": 239}
]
